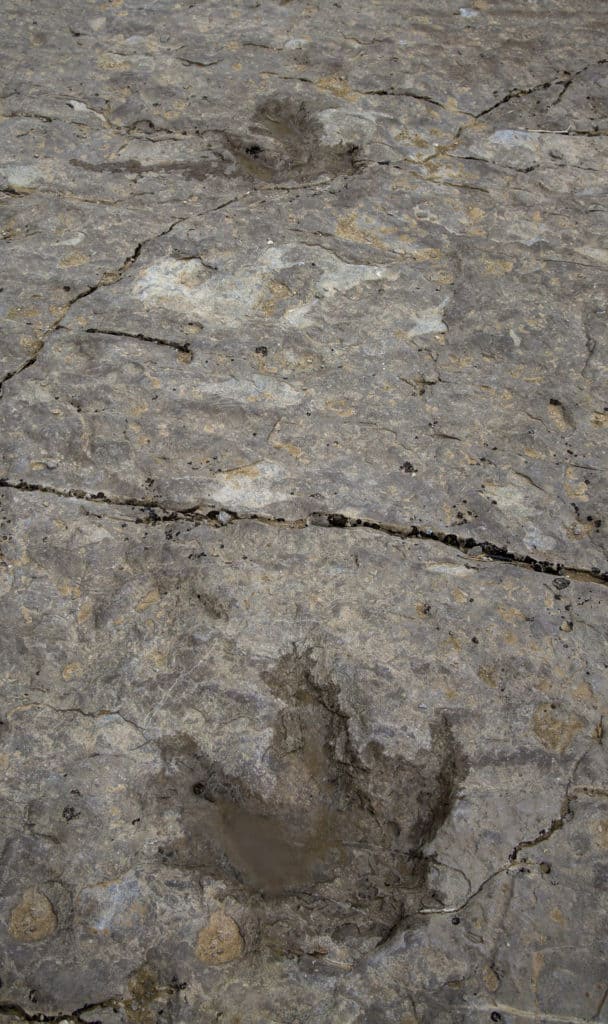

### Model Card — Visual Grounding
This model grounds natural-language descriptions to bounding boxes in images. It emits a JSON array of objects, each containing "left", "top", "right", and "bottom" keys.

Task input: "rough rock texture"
[{"left": 1, "top": 1, "right": 607, "bottom": 1022}]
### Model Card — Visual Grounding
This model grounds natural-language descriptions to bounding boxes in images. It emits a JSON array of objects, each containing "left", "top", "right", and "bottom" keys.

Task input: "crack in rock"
[
  {"left": 0, "top": 219, "right": 185, "bottom": 399},
  {"left": 0, "top": 479, "right": 606, "bottom": 587},
  {"left": 83, "top": 327, "right": 192, "bottom": 356}
]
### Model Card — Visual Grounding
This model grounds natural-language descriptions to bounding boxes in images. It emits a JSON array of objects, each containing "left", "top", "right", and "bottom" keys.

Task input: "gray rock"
[{"left": 1, "top": 1, "right": 607, "bottom": 1021}]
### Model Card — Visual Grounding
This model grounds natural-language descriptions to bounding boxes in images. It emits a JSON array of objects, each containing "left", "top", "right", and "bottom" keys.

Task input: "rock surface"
[{"left": 1, "top": 1, "right": 607, "bottom": 1022}]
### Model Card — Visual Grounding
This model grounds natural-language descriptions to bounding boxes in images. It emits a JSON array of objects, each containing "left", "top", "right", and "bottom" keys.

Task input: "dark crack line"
[
  {"left": 475, "top": 76, "right": 570, "bottom": 118},
  {"left": 0, "top": 479, "right": 606, "bottom": 588},
  {"left": 419, "top": 727, "right": 603, "bottom": 923},
  {"left": 507, "top": 733, "right": 598, "bottom": 862},
  {"left": 15, "top": 702, "right": 149, "bottom": 738},
  {"left": 0, "top": 998, "right": 118, "bottom": 1023},
  {"left": 179, "top": 56, "right": 223, "bottom": 68},
  {"left": 0, "top": 219, "right": 185, "bottom": 399},
  {"left": 548, "top": 77, "right": 573, "bottom": 109},
  {"left": 473, "top": 57, "right": 608, "bottom": 118},
  {"left": 508, "top": 809, "right": 567, "bottom": 858},
  {"left": 516, "top": 127, "right": 608, "bottom": 137},
  {"left": 84, "top": 328, "right": 192, "bottom": 355},
  {"left": 0, "top": 273, "right": 106, "bottom": 398},
  {"left": 360, "top": 88, "right": 453, "bottom": 111}
]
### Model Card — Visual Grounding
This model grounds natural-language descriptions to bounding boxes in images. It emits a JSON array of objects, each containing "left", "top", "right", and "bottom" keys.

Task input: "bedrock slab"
[
  {"left": 1, "top": 0, "right": 608, "bottom": 1022},
  {"left": 1, "top": 178, "right": 607, "bottom": 571},
  {"left": 0, "top": 488, "right": 607, "bottom": 1023}
]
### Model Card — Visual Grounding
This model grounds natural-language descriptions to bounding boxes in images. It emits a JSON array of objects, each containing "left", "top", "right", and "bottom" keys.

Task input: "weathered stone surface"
[
  {"left": 0, "top": 488, "right": 606, "bottom": 1021},
  {"left": 1, "top": 1, "right": 607, "bottom": 1021}
]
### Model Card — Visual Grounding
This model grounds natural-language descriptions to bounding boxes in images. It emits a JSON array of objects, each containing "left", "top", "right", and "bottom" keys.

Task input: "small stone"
[
  {"left": 196, "top": 910, "right": 244, "bottom": 965},
  {"left": 483, "top": 965, "right": 500, "bottom": 993},
  {"left": 9, "top": 889, "right": 57, "bottom": 942}
]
